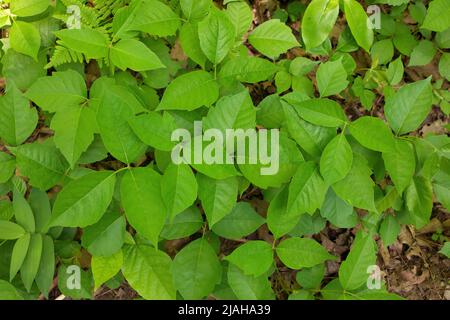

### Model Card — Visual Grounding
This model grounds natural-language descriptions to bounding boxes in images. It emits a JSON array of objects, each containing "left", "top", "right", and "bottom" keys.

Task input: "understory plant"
[{"left": 0, "top": 0, "right": 449, "bottom": 300}]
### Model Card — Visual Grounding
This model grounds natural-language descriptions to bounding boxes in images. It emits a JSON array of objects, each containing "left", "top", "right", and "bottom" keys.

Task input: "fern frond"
[
  {"left": 93, "top": 0, "right": 129, "bottom": 26},
  {"left": 46, "top": 44, "right": 85, "bottom": 69},
  {"left": 48, "top": 0, "right": 131, "bottom": 68},
  {"left": 60, "top": 0, "right": 100, "bottom": 28}
]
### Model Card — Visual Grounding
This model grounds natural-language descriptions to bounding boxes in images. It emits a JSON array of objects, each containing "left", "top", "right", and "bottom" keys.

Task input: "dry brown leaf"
[
  {"left": 399, "top": 226, "right": 414, "bottom": 246},
  {"left": 378, "top": 239, "right": 391, "bottom": 265},
  {"left": 406, "top": 245, "right": 424, "bottom": 260},
  {"left": 400, "top": 267, "right": 430, "bottom": 286},
  {"left": 417, "top": 218, "right": 443, "bottom": 235},
  {"left": 170, "top": 40, "right": 188, "bottom": 62}
]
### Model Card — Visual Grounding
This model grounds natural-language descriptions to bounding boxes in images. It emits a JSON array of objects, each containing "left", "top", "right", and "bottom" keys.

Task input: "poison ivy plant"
[{"left": 0, "top": 0, "right": 447, "bottom": 302}]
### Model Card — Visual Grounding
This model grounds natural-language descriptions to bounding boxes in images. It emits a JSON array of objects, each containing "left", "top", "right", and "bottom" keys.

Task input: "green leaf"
[
  {"left": 122, "top": 245, "right": 176, "bottom": 300},
  {"left": 227, "top": 264, "right": 275, "bottom": 300},
  {"left": 29, "top": 189, "right": 50, "bottom": 234},
  {"left": 409, "top": 3, "right": 426, "bottom": 23},
  {"left": 439, "top": 242, "right": 450, "bottom": 258},
  {"left": 343, "top": 0, "right": 373, "bottom": 52},
  {"left": 289, "top": 290, "right": 315, "bottom": 300},
  {"left": 287, "top": 161, "right": 328, "bottom": 215},
  {"left": 386, "top": 56, "right": 404, "bottom": 85},
  {"left": 12, "top": 141, "right": 68, "bottom": 190},
  {"left": 289, "top": 57, "right": 319, "bottom": 76},
  {"left": 198, "top": 9, "right": 235, "bottom": 65},
  {"left": 54, "top": 28, "right": 109, "bottom": 59},
  {"left": 81, "top": 210, "right": 126, "bottom": 256},
  {"left": 376, "top": 187, "right": 400, "bottom": 214},
  {"left": 257, "top": 95, "right": 285, "bottom": 129},
  {"left": 50, "top": 171, "right": 116, "bottom": 228},
  {"left": 219, "top": 56, "right": 279, "bottom": 83},
  {"left": 301, "top": 0, "right": 340, "bottom": 49},
  {"left": 172, "top": 238, "right": 221, "bottom": 299},
  {"left": 77, "top": 135, "right": 108, "bottom": 165},
  {"left": 97, "top": 86, "right": 147, "bottom": 164},
  {"left": 191, "top": 160, "right": 239, "bottom": 180},
  {"left": 180, "top": 0, "right": 211, "bottom": 22},
  {"left": 385, "top": 78, "right": 432, "bottom": 135},
  {"left": 291, "top": 98, "right": 347, "bottom": 127},
  {"left": 0, "top": 199, "right": 14, "bottom": 221},
  {"left": 282, "top": 102, "right": 334, "bottom": 158},
  {"left": 20, "top": 233, "right": 43, "bottom": 292},
  {"left": 408, "top": 40, "right": 437, "bottom": 66},
  {"left": 10, "top": 233, "right": 30, "bottom": 281},
  {"left": 276, "top": 237, "right": 336, "bottom": 269},
  {"left": 92, "top": 250, "right": 123, "bottom": 290},
  {"left": 13, "top": 190, "right": 35, "bottom": 232},
  {"left": 238, "top": 132, "right": 303, "bottom": 188},
  {"left": 320, "top": 133, "right": 353, "bottom": 184},
  {"left": 203, "top": 90, "right": 256, "bottom": 132},
  {"left": 112, "top": 6, "right": 145, "bottom": 40},
  {"left": 267, "top": 186, "right": 302, "bottom": 239},
  {"left": 225, "top": 1, "right": 253, "bottom": 41},
  {"left": 224, "top": 241, "right": 273, "bottom": 276},
  {"left": 374, "top": 0, "right": 409, "bottom": 5},
  {"left": 10, "top": 177, "right": 27, "bottom": 195},
  {"left": 1, "top": 48, "right": 46, "bottom": 91},
  {"left": 422, "top": 0, "right": 450, "bottom": 32},
  {"left": 393, "top": 23, "right": 418, "bottom": 56},
  {"left": 339, "top": 230, "right": 376, "bottom": 290},
  {"left": 320, "top": 279, "right": 349, "bottom": 299},
  {"left": 57, "top": 264, "right": 93, "bottom": 299},
  {"left": 405, "top": 175, "right": 433, "bottom": 228},
  {"left": 0, "top": 221, "right": 26, "bottom": 240},
  {"left": 354, "top": 288, "right": 405, "bottom": 300},
  {"left": 51, "top": 106, "right": 96, "bottom": 168},
  {"left": 157, "top": 70, "right": 219, "bottom": 111},
  {"left": 291, "top": 213, "right": 326, "bottom": 237},
  {"left": 433, "top": 161, "right": 450, "bottom": 211},
  {"left": 161, "top": 206, "right": 203, "bottom": 240},
  {"left": 128, "top": 0, "right": 180, "bottom": 37},
  {"left": 10, "top": 21, "right": 41, "bottom": 60},
  {"left": 94, "top": 80, "right": 148, "bottom": 113},
  {"left": 121, "top": 168, "right": 166, "bottom": 245},
  {"left": 129, "top": 112, "right": 177, "bottom": 152},
  {"left": 110, "top": 39, "right": 165, "bottom": 72},
  {"left": 435, "top": 28, "right": 450, "bottom": 49},
  {"left": 0, "top": 280, "right": 23, "bottom": 300},
  {"left": 10, "top": 0, "right": 49, "bottom": 17},
  {"left": 379, "top": 215, "right": 400, "bottom": 247},
  {"left": 349, "top": 116, "right": 396, "bottom": 152},
  {"left": 212, "top": 202, "right": 265, "bottom": 240},
  {"left": 371, "top": 39, "right": 394, "bottom": 65},
  {"left": 275, "top": 70, "right": 292, "bottom": 93},
  {"left": 321, "top": 188, "right": 357, "bottom": 228},
  {"left": 0, "top": 152, "right": 15, "bottom": 183},
  {"left": 382, "top": 139, "right": 415, "bottom": 193},
  {"left": 179, "top": 23, "right": 207, "bottom": 68},
  {"left": 25, "top": 70, "right": 87, "bottom": 112},
  {"left": 0, "top": 83, "right": 38, "bottom": 146},
  {"left": 439, "top": 53, "right": 450, "bottom": 81},
  {"left": 316, "top": 59, "right": 349, "bottom": 97},
  {"left": 296, "top": 263, "right": 325, "bottom": 289},
  {"left": 197, "top": 174, "right": 238, "bottom": 227},
  {"left": 161, "top": 163, "right": 198, "bottom": 220},
  {"left": 248, "top": 19, "right": 300, "bottom": 59},
  {"left": 332, "top": 154, "right": 376, "bottom": 211},
  {"left": 35, "top": 235, "right": 54, "bottom": 298}
]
